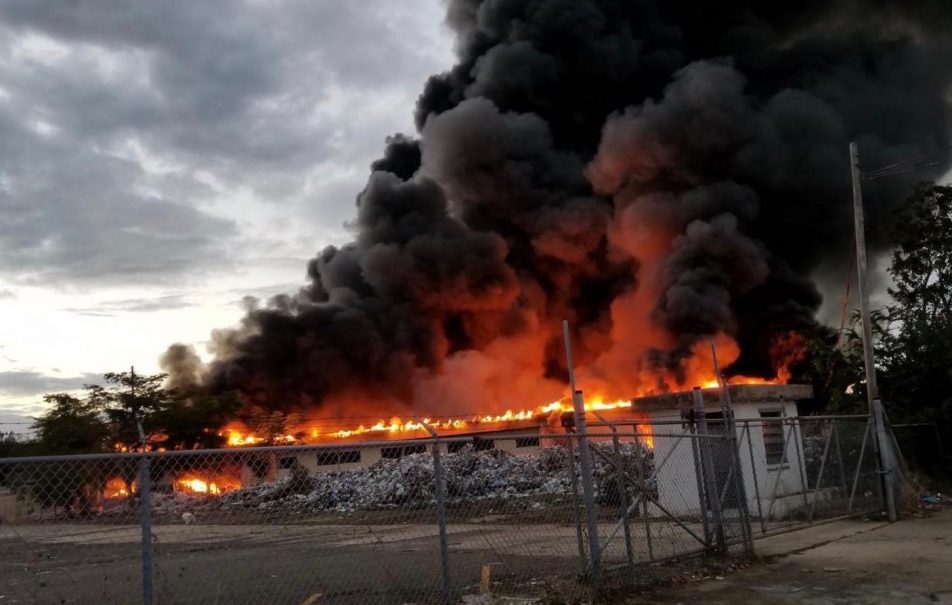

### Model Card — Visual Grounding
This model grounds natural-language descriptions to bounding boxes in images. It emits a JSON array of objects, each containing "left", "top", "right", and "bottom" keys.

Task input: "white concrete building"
[{"left": 597, "top": 384, "right": 814, "bottom": 519}]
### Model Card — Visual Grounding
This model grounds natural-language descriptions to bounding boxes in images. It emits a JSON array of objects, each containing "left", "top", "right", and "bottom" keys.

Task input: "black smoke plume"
[{"left": 168, "top": 0, "right": 952, "bottom": 411}]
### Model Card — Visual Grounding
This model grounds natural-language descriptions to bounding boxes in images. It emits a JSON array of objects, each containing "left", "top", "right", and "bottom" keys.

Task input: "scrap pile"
[{"left": 220, "top": 443, "right": 652, "bottom": 514}]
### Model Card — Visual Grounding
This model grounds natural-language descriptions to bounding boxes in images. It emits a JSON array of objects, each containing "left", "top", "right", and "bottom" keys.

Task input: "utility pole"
[
  {"left": 848, "top": 142, "right": 897, "bottom": 521},
  {"left": 848, "top": 143, "right": 880, "bottom": 410}
]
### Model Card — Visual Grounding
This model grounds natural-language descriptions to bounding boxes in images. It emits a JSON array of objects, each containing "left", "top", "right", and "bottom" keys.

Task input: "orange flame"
[
  {"left": 174, "top": 473, "right": 241, "bottom": 495},
  {"left": 215, "top": 342, "right": 793, "bottom": 448},
  {"left": 104, "top": 477, "right": 135, "bottom": 498}
]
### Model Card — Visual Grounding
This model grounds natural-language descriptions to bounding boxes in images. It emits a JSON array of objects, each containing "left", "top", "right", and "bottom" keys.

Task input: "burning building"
[
  {"left": 162, "top": 1, "right": 952, "bottom": 428},
  {"left": 238, "top": 383, "right": 815, "bottom": 523}
]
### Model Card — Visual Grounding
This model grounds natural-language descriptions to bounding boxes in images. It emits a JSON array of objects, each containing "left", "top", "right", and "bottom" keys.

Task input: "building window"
[
  {"left": 447, "top": 441, "right": 468, "bottom": 454},
  {"left": 381, "top": 444, "right": 427, "bottom": 459},
  {"left": 473, "top": 438, "right": 495, "bottom": 451},
  {"left": 515, "top": 437, "right": 540, "bottom": 448},
  {"left": 760, "top": 410, "right": 787, "bottom": 465},
  {"left": 277, "top": 456, "right": 297, "bottom": 470},
  {"left": 316, "top": 450, "right": 362, "bottom": 466},
  {"left": 338, "top": 450, "right": 361, "bottom": 464}
]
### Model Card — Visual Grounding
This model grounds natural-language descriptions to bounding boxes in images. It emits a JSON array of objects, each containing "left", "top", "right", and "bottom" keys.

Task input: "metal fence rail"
[{"left": 0, "top": 415, "right": 887, "bottom": 604}]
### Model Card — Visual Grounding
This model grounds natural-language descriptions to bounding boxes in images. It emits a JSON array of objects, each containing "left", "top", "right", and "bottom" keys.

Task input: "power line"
[{"left": 862, "top": 145, "right": 952, "bottom": 181}]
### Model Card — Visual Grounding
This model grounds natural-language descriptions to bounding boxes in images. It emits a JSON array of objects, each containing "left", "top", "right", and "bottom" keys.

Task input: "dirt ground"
[{"left": 634, "top": 507, "right": 952, "bottom": 604}]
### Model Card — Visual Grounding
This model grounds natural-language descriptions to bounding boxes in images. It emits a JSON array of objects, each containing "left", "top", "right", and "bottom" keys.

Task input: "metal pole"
[
  {"left": 566, "top": 436, "right": 587, "bottom": 574},
  {"left": 832, "top": 421, "right": 848, "bottom": 491},
  {"left": 562, "top": 321, "right": 601, "bottom": 580},
  {"left": 693, "top": 388, "right": 725, "bottom": 552},
  {"left": 611, "top": 430, "right": 636, "bottom": 574},
  {"left": 850, "top": 142, "right": 896, "bottom": 523},
  {"left": 744, "top": 422, "right": 767, "bottom": 534},
  {"left": 807, "top": 421, "right": 835, "bottom": 522},
  {"left": 717, "top": 376, "right": 753, "bottom": 554},
  {"left": 792, "top": 418, "right": 811, "bottom": 515},
  {"left": 686, "top": 407, "right": 712, "bottom": 544},
  {"left": 873, "top": 399, "right": 897, "bottom": 521},
  {"left": 574, "top": 391, "right": 602, "bottom": 581},
  {"left": 432, "top": 442, "right": 452, "bottom": 605},
  {"left": 638, "top": 429, "right": 654, "bottom": 561},
  {"left": 848, "top": 419, "right": 872, "bottom": 512},
  {"left": 139, "top": 456, "right": 154, "bottom": 605}
]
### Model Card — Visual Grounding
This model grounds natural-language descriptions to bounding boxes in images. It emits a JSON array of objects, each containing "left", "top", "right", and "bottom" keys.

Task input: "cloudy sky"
[{"left": 0, "top": 0, "right": 453, "bottom": 430}]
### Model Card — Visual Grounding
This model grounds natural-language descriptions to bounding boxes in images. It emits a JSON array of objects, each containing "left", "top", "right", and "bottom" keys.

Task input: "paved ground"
[
  {"left": 5, "top": 511, "right": 941, "bottom": 604},
  {"left": 0, "top": 518, "right": 707, "bottom": 604},
  {"left": 636, "top": 507, "right": 952, "bottom": 604}
]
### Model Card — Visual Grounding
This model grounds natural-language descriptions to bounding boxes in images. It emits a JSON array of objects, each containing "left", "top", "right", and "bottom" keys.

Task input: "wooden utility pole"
[{"left": 849, "top": 141, "right": 896, "bottom": 521}]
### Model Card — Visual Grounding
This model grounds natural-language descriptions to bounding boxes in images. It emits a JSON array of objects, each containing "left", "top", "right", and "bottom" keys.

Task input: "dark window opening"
[
  {"left": 760, "top": 411, "right": 787, "bottom": 465},
  {"left": 338, "top": 450, "right": 360, "bottom": 464},
  {"left": 277, "top": 456, "right": 297, "bottom": 470},
  {"left": 515, "top": 437, "right": 540, "bottom": 448},
  {"left": 381, "top": 445, "right": 426, "bottom": 459},
  {"left": 316, "top": 450, "right": 362, "bottom": 466},
  {"left": 447, "top": 441, "right": 468, "bottom": 454},
  {"left": 473, "top": 438, "right": 495, "bottom": 451}
]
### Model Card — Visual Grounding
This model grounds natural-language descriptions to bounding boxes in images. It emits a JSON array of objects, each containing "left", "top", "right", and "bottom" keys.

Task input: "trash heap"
[{"left": 220, "top": 443, "right": 652, "bottom": 514}]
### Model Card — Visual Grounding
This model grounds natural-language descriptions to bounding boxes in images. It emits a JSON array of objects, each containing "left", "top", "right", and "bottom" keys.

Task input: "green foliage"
[
  {"left": 32, "top": 393, "right": 111, "bottom": 454},
  {"left": 784, "top": 324, "right": 866, "bottom": 414},
  {"left": 878, "top": 184, "right": 952, "bottom": 429},
  {"left": 27, "top": 371, "right": 240, "bottom": 454}
]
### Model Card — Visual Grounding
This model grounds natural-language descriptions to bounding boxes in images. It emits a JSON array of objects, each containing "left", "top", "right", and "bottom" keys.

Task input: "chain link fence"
[{"left": 0, "top": 413, "right": 888, "bottom": 604}]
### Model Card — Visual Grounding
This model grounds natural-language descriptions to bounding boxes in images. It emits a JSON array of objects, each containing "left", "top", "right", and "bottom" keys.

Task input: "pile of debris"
[{"left": 220, "top": 443, "right": 652, "bottom": 514}]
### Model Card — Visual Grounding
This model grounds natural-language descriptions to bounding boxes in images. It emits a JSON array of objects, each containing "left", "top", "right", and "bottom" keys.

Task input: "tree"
[
  {"left": 85, "top": 371, "right": 168, "bottom": 450},
  {"left": 877, "top": 185, "right": 952, "bottom": 431},
  {"left": 32, "top": 393, "right": 110, "bottom": 455},
  {"left": 783, "top": 324, "right": 866, "bottom": 415}
]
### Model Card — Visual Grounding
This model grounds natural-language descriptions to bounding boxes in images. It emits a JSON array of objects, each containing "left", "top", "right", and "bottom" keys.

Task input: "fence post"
[
  {"left": 720, "top": 389, "right": 753, "bottom": 555},
  {"left": 565, "top": 436, "right": 588, "bottom": 574},
  {"left": 807, "top": 421, "right": 835, "bottom": 522},
  {"left": 791, "top": 417, "right": 810, "bottom": 515},
  {"left": 610, "top": 429, "right": 636, "bottom": 574},
  {"left": 744, "top": 422, "right": 767, "bottom": 534},
  {"left": 572, "top": 391, "right": 602, "bottom": 581},
  {"left": 686, "top": 405, "right": 712, "bottom": 544},
  {"left": 431, "top": 441, "right": 452, "bottom": 605},
  {"left": 693, "top": 388, "right": 725, "bottom": 552},
  {"left": 832, "top": 422, "right": 848, "bottom": 491},
  {"left": 139, "top": 456, "right": 154, "bottom": 605},
  {"left": 848, "top": 419, "right": 872, "bottom": 512}
]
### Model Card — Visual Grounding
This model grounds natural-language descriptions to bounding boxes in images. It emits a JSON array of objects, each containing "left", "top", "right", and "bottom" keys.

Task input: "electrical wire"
[{"left": 862, "top": 145, "right": 952, "bottom": 181}]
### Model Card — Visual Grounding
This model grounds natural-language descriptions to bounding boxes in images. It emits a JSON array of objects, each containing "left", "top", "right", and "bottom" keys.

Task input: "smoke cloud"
[{"left": 172, "top": 0, "right": 952, "bottom": 413}]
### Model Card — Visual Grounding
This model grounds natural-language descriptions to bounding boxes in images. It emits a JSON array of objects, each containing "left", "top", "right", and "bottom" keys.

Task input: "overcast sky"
[{"left": 0, "top": 0, "right": 453, "bottom": 430}]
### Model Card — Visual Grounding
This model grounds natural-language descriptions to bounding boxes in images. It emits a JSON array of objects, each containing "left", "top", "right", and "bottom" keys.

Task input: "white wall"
[{"left": 644, "top": 400, "right": 808, "bottom": 519}]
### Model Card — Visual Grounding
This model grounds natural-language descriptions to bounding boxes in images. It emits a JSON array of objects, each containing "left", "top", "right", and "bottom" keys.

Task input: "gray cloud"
[
  {"left": 0, "top": 0, "right": 448, "bottom": 287},
  {"left": 0, "top": 370, "right": 100, "bottom": 397},
  {"left": 0, "top": 288, "right": 15, "bottom": 300},
  {"left": 65, "top": 294, "right": 195, "bottom": 317}
]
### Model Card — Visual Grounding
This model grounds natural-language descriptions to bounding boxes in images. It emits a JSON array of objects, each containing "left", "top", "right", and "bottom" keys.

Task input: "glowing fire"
[
  {"left": 216, "top": 360, "right": 786, "bottom": 448},
  {"left": 104, "top": 477, "right": 135, "bottom": 499},
  {"left": 174, "top": 473, "right": 241, "bottom": 495}
]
